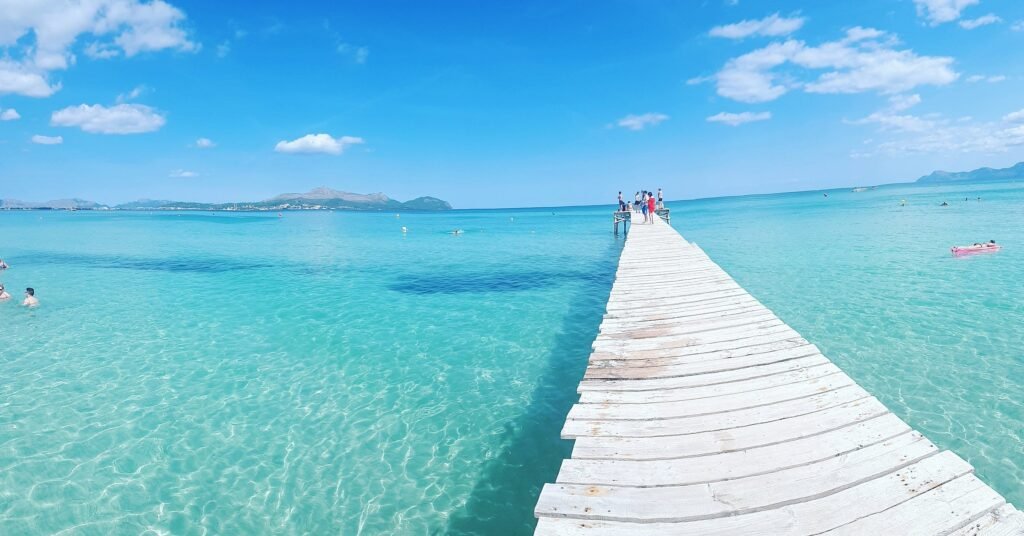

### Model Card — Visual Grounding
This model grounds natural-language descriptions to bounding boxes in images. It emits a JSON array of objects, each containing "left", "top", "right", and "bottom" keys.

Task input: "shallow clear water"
[
  {"left": 0, "top": 209, "right": 621, "bottom": 535},
  {"left": 1, "top": 182, "right": 1022, "bottom": 534}
]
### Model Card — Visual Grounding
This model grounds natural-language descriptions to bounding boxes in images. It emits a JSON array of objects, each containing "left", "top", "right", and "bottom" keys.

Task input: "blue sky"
[{"left": 1, "top": 0, "right": 1023, "bottom": 208}]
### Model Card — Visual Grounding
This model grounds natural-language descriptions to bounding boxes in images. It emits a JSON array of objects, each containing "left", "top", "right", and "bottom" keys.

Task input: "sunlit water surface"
[{"left": 1, "top": 181, "right": 1022, "bottom": 534}]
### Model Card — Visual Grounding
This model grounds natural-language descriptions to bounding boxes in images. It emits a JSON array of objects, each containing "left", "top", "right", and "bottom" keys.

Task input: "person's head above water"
[
  {"left": 990, "top": 240, "right": 996, "bottom": 244},
  {"left": 25, "top": 288, "right": 34, "bottom": 296}
]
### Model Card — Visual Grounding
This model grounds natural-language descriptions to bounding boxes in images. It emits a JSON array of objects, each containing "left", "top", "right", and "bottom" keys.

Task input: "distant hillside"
[
  {"left": 1, "top": 198, "right": 108, "bottom": 210},
  {"left": 917, "top": 162, "right": 1024, "bottom": 184},
  {"left": 112, "top": 187, "right": 452, "bottom": 211},
  {"left": 115, "top": 199, "right": 176, "bottom": 210},
  {"left": 401, "top": 196, "right": 452, "bottom": 210}
]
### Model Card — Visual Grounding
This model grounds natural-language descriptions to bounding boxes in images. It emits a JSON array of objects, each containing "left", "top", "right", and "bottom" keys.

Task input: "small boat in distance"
[
  {"left": 851, "top": 187, "right": 869, "bottom": 192},
  {"left": 951, "top": 243, "right": 1001, "bottom": 257}
]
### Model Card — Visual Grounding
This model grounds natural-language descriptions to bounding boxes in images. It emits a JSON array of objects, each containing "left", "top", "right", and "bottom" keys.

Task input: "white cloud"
[
  {"left": 966, "top": 74, "right": 1006, "bottom": 83},
  {"left": 0, "top": 59, "right": 60, "bottom": 97},
  {"left": 337, "top": 43, "right": 369, "bottom": 64},
  {"left": 83, "top": 42, "right": 119, "bottom": 59},
  {"left": 854, "top": 104, "right": 1024, "bottom": 155},
  {"left": 709, "top": 13, "right": 806, "bottom": 39},
  {"left": 959, "top": 13, "right": 1002, "bottom": 29},
  {"left": 713, "top": 28, "right": 957, "bottom": 103},
  {"left": 0, "top": 0, "right": 197, "bottom": 98},
  {"left": 616, "top": 113, "right": 669, "bottom": 131},
  {"left": 913, "top": 0, "right": 980, "bottom": 25},
  {"left": 1013, "top": 20, "right": 1024, "bottom": 31},
  {"left": 194, "top": 137, "right": 215, "bottom": 148},
  {"left": 706, "top": 111, "right": 771, "bottom": 126},
  {"left": 169, "top": 169, "right": 197, "bottom": 178},
  {"left": 0, "top": 108, "right": 19, "bottom": 120},
  {"left": 274, "top": 133, "right": 365, "bottom": 155},
  {"left": 848, "top": 94, "right": 933, "bottom": 133},
  {"left": 31, "top": 134, "right": 62, "bottom": 145},
  {"left": 51, "top": 103, "right": 166, "bottom": 134},
  {"left": 888, "top": 93, "right": 922, "bottom": 112},
  {"left": 115, "top": 85, "right": 146, "bottom": 103},
  {"left": 1003, "top": 109, "right": 1024, "bottom": 123},
  {"left": 216, "top": 41, "right": 231, "bottom": 58}
]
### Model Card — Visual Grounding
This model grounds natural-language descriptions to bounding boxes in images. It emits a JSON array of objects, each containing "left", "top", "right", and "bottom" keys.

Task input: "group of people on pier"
[{"left": 618, "top": 189, "right": 663, "bottom": 224}]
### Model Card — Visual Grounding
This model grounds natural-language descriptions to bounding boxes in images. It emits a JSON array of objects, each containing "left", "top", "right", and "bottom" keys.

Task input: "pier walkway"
[{"left": 534, "top": 216, "right": 1023, "bottom": 535}]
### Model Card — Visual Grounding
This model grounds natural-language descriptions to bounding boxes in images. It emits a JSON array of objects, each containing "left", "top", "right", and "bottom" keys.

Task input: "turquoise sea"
[{"left": 1, "top": 181, "right": 1022, "bottom": 534}]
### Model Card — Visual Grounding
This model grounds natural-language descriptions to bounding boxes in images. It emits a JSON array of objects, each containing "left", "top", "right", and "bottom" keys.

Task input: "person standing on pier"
[
  {"left": 618, "top": 191, "right": 625, "bottom": 211},
  {"left": 641, "top": 191, "right": 649, "bottom": 223},
  {"left": 657, "top": 188, "right": 664, "bottom": 210},
  {"left": 648, "top": 191, "right": 657, "bottom": 222},
  {"left": 634, "top": 191, "right": 641, "bottom": 213}
]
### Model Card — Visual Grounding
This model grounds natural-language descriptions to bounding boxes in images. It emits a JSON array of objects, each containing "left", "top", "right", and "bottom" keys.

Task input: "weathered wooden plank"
[
  {"left": 567, "top": 373, "right": 855, "bottom": 421},
  {"left": 578, "top": 362, "right": 841, "bottom": 404},
  {"left": 562, "top": 386, "right": 874, "bottom": 439},
  {"left": 536, "top": 453, "right": 975, "bottom": 535},
  {"left": 595, "top": 311, "right": 779, "bottom": 341},
  {"left": 540, "top": 431, "right": 935, "bottom": 522},
  {"left": 578, "top": 354, "right": 830, "bottom": 392},
  {"left": 584, "top": 343, "right": 819, "bottom": 380},
  {"left": 948, "top": 505, "right": 1024, "bottom": 536},
  {"left": 566, "top": 411, "right": 910, "bottom": 472},
  {"left": 591, "top": 322, "right": 796, "bottom": 353},
  {"left": 823, "top": 473, "right": 1006, "bottom": 535}
]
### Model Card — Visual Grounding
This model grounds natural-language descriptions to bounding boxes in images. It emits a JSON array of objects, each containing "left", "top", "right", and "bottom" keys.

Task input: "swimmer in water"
[
  {"left": 0, "top": 284, "right": 10, "bottom": 301},
  {"left": 940, "top": 201, "right": 949, "bottom": 206},
  {"left": 22, "top": 287, "right": 38, "bottom": 307},
  {"left": 401, "top": 226, "right": 408, "bottom": 233},
  {"left": 452, "top": 229, "right": 463, "bottom": 235},
  {"left": 0, "top": 258, "right": 8, "bottom": 270}
]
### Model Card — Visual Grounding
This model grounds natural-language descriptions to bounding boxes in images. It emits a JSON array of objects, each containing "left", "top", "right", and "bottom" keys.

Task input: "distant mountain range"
[
  {"left": 916, "top": 162, "right": 1024, "bottom": 184},
  {"left": 1, "top": 187, "right": 452, "bottom": 212},
  {"left": 0, "top": 198, "right": 108, "bottom": 210}
]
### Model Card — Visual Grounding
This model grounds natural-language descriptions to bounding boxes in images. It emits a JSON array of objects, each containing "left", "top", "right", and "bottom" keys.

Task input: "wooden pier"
[{"left": 534, "top": 216, "right": 1023, "bottom": 535}]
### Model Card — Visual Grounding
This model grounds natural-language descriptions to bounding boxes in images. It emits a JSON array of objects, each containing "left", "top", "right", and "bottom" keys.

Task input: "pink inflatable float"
[{"left": 951, "top": 244, "right": 1001, "bottom": 256}]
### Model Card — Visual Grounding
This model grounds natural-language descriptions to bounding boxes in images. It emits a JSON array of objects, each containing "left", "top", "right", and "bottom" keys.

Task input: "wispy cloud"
[
  {"left": 966, "top": 74, "right": 1007, "bottom": 83},
  {"left": 709, "top": 13, "right": 805, "bottom": 39},
  {"left": 194, "top": 137, "right": 216, "bottom": 148},
  {"left": 0, "top": 108, "right": 20, "bottom": 121},
  {"left": 913, "top": 0, "right": 980, "bottom": 25},
  {"left": 706, "top": 111, "right": 771, "bottom": 126},
  {"left": 31, "top": 134, "right": 63, "bottom": 145},
  {"left": 115, "top": 85, "right": 147, "bottom": 103},
  {"left": 337, "top": 43, "right": 369, "bottom": 64},
  {"left": 615, "top": 113, "right": 669, "bottom": 131},
  {"left": 959, "top": 13, "right": 1002, "bottom": 29},
  {"left": 51, "top": 104, "right": 166, "bottom": 134},
  {"left": 711, "top": 27, "right": 956, "bottom": 103},
  {"left": 1003, "top": 109, "right": 1024, "bottom": 123},
  {"left": 170, "top": 169, "right": 198, "bottom": 178},
  {"left": 853, "top": 102, "right": 1024, "bottom": 155},
  {"left": 274, "top": 133, "right": 365, "bottom": 155}
]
